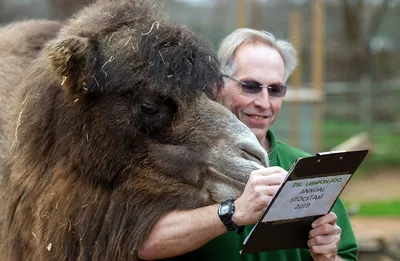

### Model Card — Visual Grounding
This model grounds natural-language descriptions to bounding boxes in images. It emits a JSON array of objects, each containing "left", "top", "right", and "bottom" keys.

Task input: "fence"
[{"left": 274, "top": 79, "right": 400, "bottom": 155}]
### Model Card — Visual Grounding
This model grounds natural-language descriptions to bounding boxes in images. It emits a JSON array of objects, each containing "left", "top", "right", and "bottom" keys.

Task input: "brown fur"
[
  {"left": 0, "top": 19, "right": 62, "bottom": 199},
  {"left": 0, "top": 1, "right": 268, "bottom": 260}
]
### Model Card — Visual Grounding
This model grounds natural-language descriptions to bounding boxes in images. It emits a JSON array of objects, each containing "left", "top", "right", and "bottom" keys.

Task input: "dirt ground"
[
  {"left": 351, "top": 217, "right": 400, "bottom": 242},
  {"left": 341, "top": 167, "right": 400, "bottom": 248},
  {"left": 341, "top": 167, "right": 400, "bottom": 203}
]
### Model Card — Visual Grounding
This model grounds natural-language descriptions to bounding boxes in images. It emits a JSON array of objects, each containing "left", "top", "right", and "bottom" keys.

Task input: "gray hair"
[{"left": 218, "top": 28, "right": 297, "bottom": 84}]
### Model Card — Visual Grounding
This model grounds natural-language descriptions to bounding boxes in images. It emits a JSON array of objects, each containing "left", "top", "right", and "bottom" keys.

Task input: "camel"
[{"left": 0, "top": 1, "right": 268, "bottom": 260}]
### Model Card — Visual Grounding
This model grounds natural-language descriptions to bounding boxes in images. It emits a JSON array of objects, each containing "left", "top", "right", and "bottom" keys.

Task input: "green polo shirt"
[{"left": 170, "top": 130, "right": 358, "bottom": 261}]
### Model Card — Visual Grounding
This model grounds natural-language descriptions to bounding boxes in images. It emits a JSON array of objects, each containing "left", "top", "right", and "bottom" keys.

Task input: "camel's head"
[{"left": 16, "top": 0, "right": 268, "bottom": 208}]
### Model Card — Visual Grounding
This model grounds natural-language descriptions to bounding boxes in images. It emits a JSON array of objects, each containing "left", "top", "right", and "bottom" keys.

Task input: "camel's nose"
[
  {"left": 231, "top": 114, "right": 269, "bottom": 168},
  {"left": 238, "top": 141, "right": 269, "bottom": 168}
]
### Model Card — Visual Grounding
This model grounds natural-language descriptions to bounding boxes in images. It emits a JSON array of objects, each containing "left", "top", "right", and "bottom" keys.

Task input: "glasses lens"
[
  {"left": 237, "top": 79, "right": 287, "bottom": 97},
  {"left": 241, "top": 81, "right": 262, "bottom": 94},
  {"left": 268, "top": 84, "right": 286, "bottom": 97}
]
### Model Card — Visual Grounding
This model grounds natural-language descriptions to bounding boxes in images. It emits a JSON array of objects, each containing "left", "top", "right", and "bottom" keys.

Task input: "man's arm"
[
  {"left": 138, "top": 167, "right": 287, "bottom": 260},
  {"left": 138, "top": 204, "right": 225, "bottom": 260}
]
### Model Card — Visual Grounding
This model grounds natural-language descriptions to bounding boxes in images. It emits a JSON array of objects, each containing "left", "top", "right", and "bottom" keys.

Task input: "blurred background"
[{"left": 1, "top": 0, "right": 399, "bottom": 260}]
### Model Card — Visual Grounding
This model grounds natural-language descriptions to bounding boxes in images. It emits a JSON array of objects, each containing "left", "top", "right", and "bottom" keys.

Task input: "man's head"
[{"left": 217, "top": 28, "right": 297, "bottom": 150}]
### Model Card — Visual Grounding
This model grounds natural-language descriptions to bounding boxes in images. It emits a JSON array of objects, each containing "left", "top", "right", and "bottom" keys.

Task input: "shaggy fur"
[
  {"left": 0, "top": 1, "right": 268, "bottom": 260},
  {"left": 0, "top": 19, "right": 61, "bottom": 201}
]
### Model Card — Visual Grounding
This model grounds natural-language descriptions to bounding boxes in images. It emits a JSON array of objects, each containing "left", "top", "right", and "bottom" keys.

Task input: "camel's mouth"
[
  {"left": 240, "top": 148, "right": 265, "bottom": 167},
  {"left": 205, "top": 166, "right": 255, "bottom": 202},
  {"left": 206, "top": 166, "right": 249, "bottom": 188},
  {"left": 205, "top": 154, "right": 265, "bottom": 187}
]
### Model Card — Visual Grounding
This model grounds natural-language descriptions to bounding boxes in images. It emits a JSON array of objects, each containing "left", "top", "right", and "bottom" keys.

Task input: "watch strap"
[{"left": 218, "top": 200, "right": 244, "bottom": 234}]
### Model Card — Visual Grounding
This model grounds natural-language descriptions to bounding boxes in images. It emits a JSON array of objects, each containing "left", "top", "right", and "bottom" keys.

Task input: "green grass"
[
  {"left": 322, "top": 120, "right": 400, "bottom": 170},
  {"left": 344, "top": 200, "right": 400, "bottom": 217}
]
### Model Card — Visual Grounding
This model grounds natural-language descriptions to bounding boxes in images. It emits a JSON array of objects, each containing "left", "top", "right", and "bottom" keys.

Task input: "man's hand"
[
  {"left": 232, "top": 166, "right": 287, "bottom": 226},
  {"left": 308, "top": 212, "right": 343, "bottom": 261}
]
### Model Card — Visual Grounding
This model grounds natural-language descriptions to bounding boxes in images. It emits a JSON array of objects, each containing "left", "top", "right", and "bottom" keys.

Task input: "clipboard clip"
[{"left": 316, "top": 150, "right": 346, "bottom": 156}]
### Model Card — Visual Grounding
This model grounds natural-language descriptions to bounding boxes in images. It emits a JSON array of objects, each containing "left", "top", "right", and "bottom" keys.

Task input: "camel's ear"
[{"left": 46, "top": 36, "right": 98, "bottom": 96}]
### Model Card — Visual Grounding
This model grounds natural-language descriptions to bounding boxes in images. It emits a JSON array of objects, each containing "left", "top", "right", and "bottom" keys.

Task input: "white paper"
[{"left": 262, "top": 174, "right": 351, "bottom": 222}]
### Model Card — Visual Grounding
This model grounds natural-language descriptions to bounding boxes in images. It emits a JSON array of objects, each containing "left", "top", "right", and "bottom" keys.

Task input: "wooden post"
[
  {"left": 311, "top": 0, "right": 325, "bottom": 153},
  {"left": 236, "top": 0, "right": 248, "bottom": 28},
  {"left": 360, "top": 74, "right": 372, "bottom": 134},
  {"left": 289, "top": 10, "right": 302, "bottom": 147},
  {"left": 251, "top": 0, "right": 263, "bottom": 29}
]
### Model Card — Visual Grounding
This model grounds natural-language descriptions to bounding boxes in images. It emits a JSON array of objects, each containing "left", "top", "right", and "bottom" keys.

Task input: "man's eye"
[
  {"left": 242, "top": 81, "right": 261, "bottom": 93},
  {"left": 269, "top": 85, "right": 281, "bottom": 94}
]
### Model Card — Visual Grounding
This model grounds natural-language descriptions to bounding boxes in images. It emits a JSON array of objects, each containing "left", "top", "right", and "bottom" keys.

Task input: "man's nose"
[{"left": 253, "top": 89, "right": 270, "bottom": 109}]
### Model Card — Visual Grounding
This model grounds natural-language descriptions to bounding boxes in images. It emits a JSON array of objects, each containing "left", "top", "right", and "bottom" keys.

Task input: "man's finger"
[
  {"left": 309, "top": 244, "right": 337, "bottom": 259},
  {"left": 251, "top": 174, "right": 286, "bottom": 186},
  {"left": 308, "top": 234, "right": 338, "bottom": 248},
  {"left": 251, "top": 166, "right": 287, "bottom": 176},
  {"left": 312, "top": 212, "right": 338, "bottom": 228},
  {"left": 254, "top": 185, "right": 281, "bottom": 196},
  {"left": 309, "top": 223, "right": 341, "bottom": 239}
]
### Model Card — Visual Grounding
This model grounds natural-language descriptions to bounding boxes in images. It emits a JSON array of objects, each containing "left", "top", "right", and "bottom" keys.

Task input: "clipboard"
[{"left": 241, "top": 149, "right": 369, "bottom": 254}]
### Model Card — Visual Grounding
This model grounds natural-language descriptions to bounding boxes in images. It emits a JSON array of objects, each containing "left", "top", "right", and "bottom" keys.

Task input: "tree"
[{"left": 340, "top": 0, "right": 395, "bottom": 80}]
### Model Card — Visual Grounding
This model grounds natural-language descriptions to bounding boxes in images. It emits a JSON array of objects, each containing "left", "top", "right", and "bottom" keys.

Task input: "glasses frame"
[{"left": 223, "top": 75, "right": 287, "bottom": 98}]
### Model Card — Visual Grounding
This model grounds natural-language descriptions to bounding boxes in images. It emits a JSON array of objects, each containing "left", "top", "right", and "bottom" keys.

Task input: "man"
[{"left": 138, "top": 28, "right": 357, "bottom": 261}]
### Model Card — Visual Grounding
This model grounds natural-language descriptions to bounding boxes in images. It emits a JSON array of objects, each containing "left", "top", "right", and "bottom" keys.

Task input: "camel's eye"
[
  {"left": 136, "top": 96, "right": 177, "bottom": 135},
  {"left": 141, "top": 102, "right": 159, "bottom": 116}
]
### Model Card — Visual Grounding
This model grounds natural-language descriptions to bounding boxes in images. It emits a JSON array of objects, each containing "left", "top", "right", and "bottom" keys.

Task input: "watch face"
[{"left": 220, "top": 204, "right": 230, "bottom": 215}]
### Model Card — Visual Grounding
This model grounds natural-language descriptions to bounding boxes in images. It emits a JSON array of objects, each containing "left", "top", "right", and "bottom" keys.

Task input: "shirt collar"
[{"left": 266, "top": 129, "right": 279, "bottom": 166}]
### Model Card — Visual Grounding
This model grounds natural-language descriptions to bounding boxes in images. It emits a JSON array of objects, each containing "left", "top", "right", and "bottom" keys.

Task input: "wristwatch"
[{"left": 218, "top": 200, "right": 244, "bottom": 234}]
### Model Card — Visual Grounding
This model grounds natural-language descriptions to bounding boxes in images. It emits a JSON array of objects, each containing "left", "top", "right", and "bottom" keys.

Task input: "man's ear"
[{"left": 46, "top": 36, "right": 98, "bottom": 97}]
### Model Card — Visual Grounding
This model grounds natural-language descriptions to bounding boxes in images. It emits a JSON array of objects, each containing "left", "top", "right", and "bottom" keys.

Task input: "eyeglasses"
[{"left": 223, "top": 75, "right": 287, "bottom": 98}]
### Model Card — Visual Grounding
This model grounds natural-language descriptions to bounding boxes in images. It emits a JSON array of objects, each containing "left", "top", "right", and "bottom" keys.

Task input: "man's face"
[{"left": 219, "top": 42, "right": 285, "bottom": 148}]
